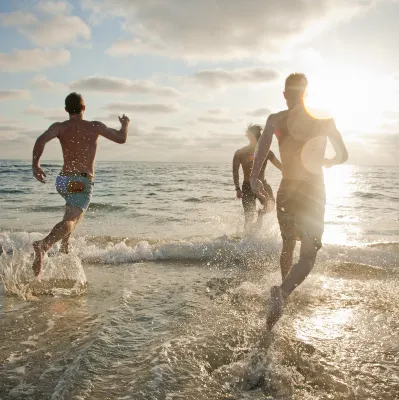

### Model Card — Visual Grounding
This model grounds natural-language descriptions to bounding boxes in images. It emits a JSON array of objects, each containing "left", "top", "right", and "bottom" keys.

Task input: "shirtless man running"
[
  {"left": 31, "top": 92, "right": 130, "bottom": 276},
  {"left": 250, "top": 73, "right": 348, "bottom": 328},
  {"left": 233, "top": 124, "right": 281, "bottom": 232}
]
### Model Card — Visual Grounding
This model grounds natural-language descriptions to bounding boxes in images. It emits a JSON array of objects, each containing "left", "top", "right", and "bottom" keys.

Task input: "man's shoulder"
[
  {"left": 47, "top": 120, "right": 68, "bottom": 133},
  {"left": 50, "top": 120, "right": 68, "bottom": 127},
  {"left": 237, "top": 144, "right": 253, "bottom": 154},
  {"left": 268, "top": 110, "right": 289, "bottom": 121},
  {"left": 89, "top": 120, "right": 108, "bottom": 130}
]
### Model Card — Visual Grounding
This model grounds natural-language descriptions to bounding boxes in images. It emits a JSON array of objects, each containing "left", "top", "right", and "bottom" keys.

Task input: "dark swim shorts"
[
  {"left": 242, "top": 180, "right": 275, "bottom": 216},
  {"left": 276, "top": 179, "right": 325, "bottom": 250}
]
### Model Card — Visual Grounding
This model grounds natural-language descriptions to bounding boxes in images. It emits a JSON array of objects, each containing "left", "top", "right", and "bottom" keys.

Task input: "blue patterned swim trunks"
[{"left": 55, "top": 174, "right": 94, "bottom": 211}]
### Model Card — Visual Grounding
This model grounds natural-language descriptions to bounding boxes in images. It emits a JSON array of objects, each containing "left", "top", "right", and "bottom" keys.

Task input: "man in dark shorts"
[
  {"left": 250, "top": 73, "right": 348, "bottom": 328},
  {"left": 31, "top": 92, "right": 130, "bottom": 277},
  {"left": 233, "top": 124, "right": 282, "bottom": 232}
]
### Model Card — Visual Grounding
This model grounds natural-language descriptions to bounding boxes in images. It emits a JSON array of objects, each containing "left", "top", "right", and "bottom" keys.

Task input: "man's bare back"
[
  {"left": 233, "top": 124, "right": 282, "bottom": 231},
  {"left": 235, "top": 145, "right": 279, "bottom": 182},
  {"left": 57, "top": 119, "right": 100, "bottom": 177},
  {"left": 33, "top": 118, "right": 128, "bottom": 183},
  {"left": 235, "top": 144, "right": 258, "bottom": 182},
  {"left": 267, "top": 108, "right": 334, "bottom": 183}
]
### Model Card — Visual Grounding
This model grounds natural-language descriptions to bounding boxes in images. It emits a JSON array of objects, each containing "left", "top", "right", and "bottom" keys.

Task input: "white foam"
[
  {"left": 1, "top": 230, "right": 398, "bottom": 278},
  {"left": 0, "top": 233, "right": 87, "bottom": 299}
]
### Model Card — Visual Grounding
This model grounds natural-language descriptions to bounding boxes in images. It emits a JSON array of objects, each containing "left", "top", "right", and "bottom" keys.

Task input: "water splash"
[{"left": 0, "top": 241, "right": 87, "bottom": 299}]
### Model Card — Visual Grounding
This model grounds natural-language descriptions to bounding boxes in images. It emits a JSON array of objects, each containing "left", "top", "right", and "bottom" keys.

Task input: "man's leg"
[
  {"left": 280, "top": 239, "right": 296, "bottom": 280},
  {"left": 280, "top": 234, "right": 319, "bottom": 298},
  {"left": 266, "top": 235, "right": 319, "bottom": 329},
  {"left": 60, "top": 212, "right": 84, "bottom": 254},
  {"left": 60, "top": 233, "right": 71, "bottom": 254},
  {"left": 32, "top": 205, "right": 83, "bottom": 276},
  {"left": 242, "top": 185, "right": 256, "bottom": 232}
]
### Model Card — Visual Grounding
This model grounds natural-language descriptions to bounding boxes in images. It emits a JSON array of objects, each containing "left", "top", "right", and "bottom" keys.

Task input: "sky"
[{"left": 1, "top": 0, "right": 399, "bottom": 165}]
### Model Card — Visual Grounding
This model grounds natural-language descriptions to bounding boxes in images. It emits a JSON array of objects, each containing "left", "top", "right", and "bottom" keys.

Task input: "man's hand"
[
  {"left": 33, "top": 166, "right": 46, "bottom": 183},
  {"left": 250, "top": 178, "right": 267, "bottom": 202},
  {"left": 323, "top": 158, "right": 335, "bottom": 168},
  {"left": 119, "top": 114, "right": 130, "bottom": 127},
  {"left": 236, "top": 189, "right": 243, "bottom": 199}
]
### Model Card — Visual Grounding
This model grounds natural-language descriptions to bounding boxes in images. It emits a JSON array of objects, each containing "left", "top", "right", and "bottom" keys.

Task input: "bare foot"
[
  {"left": 32, "top": 241, "right": 45, "bottom": 277},
  {"left": 266, "top": 286, "right": 284, "bottom": 330},
  {"left": 60, "top": 242, "right": 69, "bottom": 254}
]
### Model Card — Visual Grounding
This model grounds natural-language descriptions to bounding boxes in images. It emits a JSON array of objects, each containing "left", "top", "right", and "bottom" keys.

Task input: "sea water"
[{"left": 1, "top": 160, "right": 398, "bottom": 399}]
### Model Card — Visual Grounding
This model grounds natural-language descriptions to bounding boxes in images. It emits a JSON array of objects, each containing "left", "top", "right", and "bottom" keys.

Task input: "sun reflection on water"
[
  {"left": 323, "top": 164, "right": 361, "bottom": 246},
  {"left": 296, "top": 307, "right": 354, "bottom": 341}
]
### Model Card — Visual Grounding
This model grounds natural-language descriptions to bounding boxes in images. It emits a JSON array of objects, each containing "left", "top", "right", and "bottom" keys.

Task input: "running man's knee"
[
  {"left": 63, "top": 205, "right": 84, "bottom": 223},
  {"left": 282, "top": 239, "right": 296, "bottom": 252}
]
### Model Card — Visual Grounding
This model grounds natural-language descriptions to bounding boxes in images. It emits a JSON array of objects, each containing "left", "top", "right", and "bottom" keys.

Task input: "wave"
[
  {"left": 0, "top": 188, "right": 27, "bottom": 194},
  {"left": 184, "top": 196, "right": 225, "bottom": 203},
  {"left": 1, "top": 231, "right": 399, "bottom": 269},
  {"left": 353, "top": 191, "right": 399, "bottom": 201},
  {"left": 87, "top": 202, "right": 126, "bottom": 212},
  {"left": 368, "top": 242, "right": 399, "bottom": 253},
  {"left": 28, "top": 202, "right": 127, "bottom": 213}
]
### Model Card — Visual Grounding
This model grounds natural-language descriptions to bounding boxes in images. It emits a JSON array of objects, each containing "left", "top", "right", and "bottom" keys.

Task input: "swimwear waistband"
[{"left": 59, "top": 172, "right": 93, "bottom": 180}]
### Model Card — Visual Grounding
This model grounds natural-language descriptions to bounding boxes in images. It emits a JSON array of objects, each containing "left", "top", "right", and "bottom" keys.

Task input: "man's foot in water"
[
  {"left": 266, "top": 285, "right": 285, "bottom": 330},
  {"left": 60, "top": 241, "right": 69, "bottom": 254},
  {"left": 32, "top": 241, "right": 46, "bottom": 277},
  {"left": 258, "top": 207, "right": 267, "bottom": 217}
]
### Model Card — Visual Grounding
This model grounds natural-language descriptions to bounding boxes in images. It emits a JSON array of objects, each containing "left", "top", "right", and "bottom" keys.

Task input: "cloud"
[
  {"left": 0, "top": 125, "right": 20, "bottom": 132},
  {"left": 198, "top": 117, "right": 235, "bottom": 124},
  {"left": 0, "top": 6, "right": 90, "bottom": 47},
  {"left": 0, "top": 90, "right": 30, "bottom": 101},
  {"left": 154, "top": 126, "right": 180, "bottom": 133},
  {"left": 247, "top": 108, "right": 271, "bottom": 117},
  {"left": 24, "top": 105, "right": 66, "bottom": 120},
  {"left": 194, "top": 131, "right": 244, "bottom": 149},
  {"left": 383, "top": 110, "right": 399, "bottom": 120},
  {"left": 82, "top": 0, "right": 373, "bottom": 61},
  {"left": 23, "top": 15, "right": 90, "bottom": 47},
  {"left": 0, "top": 48, "right": 70, "bottom": 72},
  {"left": 207, "top": 109, "right": 224, "bottom": 115},
  {"left": 192, "top": 68, "right": 279, "bottom": 88},
  {"left": 104, "top": 102, "right": 180, "bottom": 114},
  {"left": 29, "top": 75, "right": 68, "bottom": 92},
  {"left": 70, "top": 76, "right": 181, "bottom": 97},
  {"left": 0, "top": 117, "right": 35, "bottom": 140},
  {"left": 0, "top": 11, "right": 38, "bottom": 26},
  {"left": 36, "top": 1, "right": 73, "bottom": 15}
]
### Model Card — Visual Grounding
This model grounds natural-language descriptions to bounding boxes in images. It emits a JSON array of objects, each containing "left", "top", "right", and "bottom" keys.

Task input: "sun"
[{"left": 304, "top": 68, "right": 396, "bottom": 133}]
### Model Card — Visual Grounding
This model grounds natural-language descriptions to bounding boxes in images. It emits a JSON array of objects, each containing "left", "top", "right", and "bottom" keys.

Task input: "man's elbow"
[
  {"left": 341, "top": 148, "right": 348, "bottom": 163},
  {"left": 118, "top": 136, "right": 127, "bottom": 144},
  {"left": 34, "top": 136, "right": 45, "bottom": 149}
]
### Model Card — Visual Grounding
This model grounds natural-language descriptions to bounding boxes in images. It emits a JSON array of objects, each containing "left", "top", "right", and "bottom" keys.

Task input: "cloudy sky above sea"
[{"left": 1, "top": 0, "right": 399, "bottom": 165}]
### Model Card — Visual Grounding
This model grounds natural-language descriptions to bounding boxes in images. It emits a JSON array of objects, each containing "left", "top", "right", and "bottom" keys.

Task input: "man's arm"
[
  {"left": 268, "top": 150, "right": 282, "bottom": 171},
  {"left": 250, "top": 114, "right": 276, "bottom": 197},
  {"left": 96, "top": 114, "right": 130, "bottom": 144},
  {"left": 324, "top": 119, "right": 348, "bottom": 167},
  {"left": 232, "top": 151, "right": 243, "bottom": 198},
  {"left": 32, "top": 123, "right": 60, "bottom": 183}
]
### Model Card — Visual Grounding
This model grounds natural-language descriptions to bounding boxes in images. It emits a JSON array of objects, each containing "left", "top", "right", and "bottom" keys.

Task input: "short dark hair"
[
  {"left": 285, "top": 73, "right": 308, "bottom": 93},
  {"left": 247, "top": 123, "right": 262, "bottom": 141},
  {"left": 65, "top": 92, "right": 84, "bottom": 114}
]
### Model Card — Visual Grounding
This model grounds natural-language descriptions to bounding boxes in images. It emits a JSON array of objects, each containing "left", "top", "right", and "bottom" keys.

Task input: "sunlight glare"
[{"left": 305, "top": 69, "right": 396, "bottom": 133}]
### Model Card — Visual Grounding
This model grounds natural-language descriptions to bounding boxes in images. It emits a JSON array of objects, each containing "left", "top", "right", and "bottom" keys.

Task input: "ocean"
[{"left": 0, "top": 160, "right": 398, "bottom": 399}]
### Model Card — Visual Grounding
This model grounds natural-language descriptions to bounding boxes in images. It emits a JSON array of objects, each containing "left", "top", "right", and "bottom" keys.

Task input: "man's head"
[
  {"left": 284, "top": 73, "right": 308, "bottom": 109},
  {"left": 65, "top": 92, "right": 85, "bottom": 115},
  {"left": 246, "top": 124, "right": 262, "bottom": 145}
]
